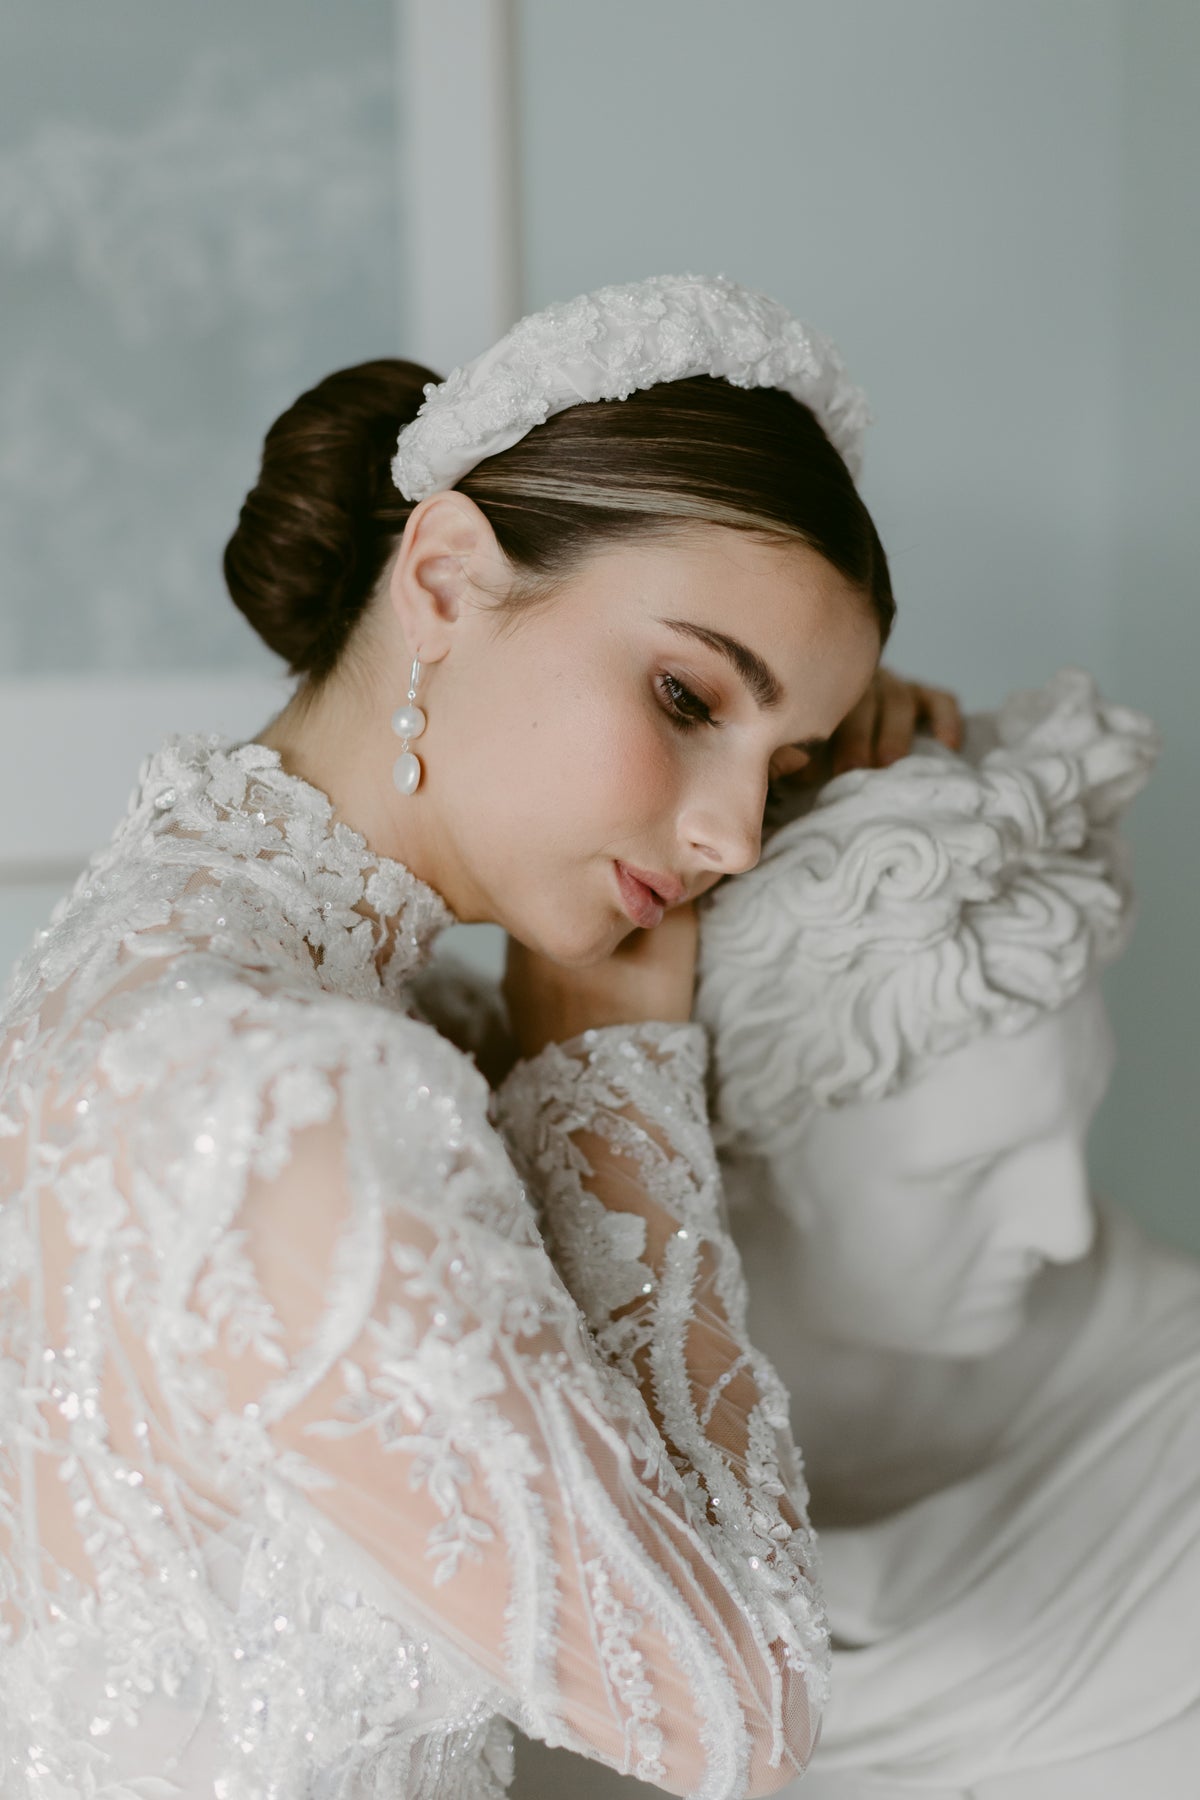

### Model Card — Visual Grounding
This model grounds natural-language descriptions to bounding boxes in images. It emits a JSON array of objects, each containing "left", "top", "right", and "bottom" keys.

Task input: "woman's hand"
[
  {"left": 503, "top": 901, "right": 699, "bottom": 1063},
  {"left": 829, "top": 668, "right": 962, "bottom": 775}
]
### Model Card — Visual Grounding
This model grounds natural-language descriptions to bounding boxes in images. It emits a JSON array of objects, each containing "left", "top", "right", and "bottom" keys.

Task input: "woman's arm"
[
  {"left": 490, "top": 902, "right": 827, "bottom": 1784},
  {"left": 492, "top": 1017, "right": 828, "bottom": 1753}
]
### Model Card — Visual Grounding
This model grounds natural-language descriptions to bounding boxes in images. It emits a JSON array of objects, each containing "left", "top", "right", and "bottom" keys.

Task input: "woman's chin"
[{"left": 510, "top": 907, "right": 635, "bottom": 970}]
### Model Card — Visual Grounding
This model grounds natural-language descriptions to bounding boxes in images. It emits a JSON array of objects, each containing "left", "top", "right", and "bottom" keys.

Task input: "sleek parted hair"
[{"left": 223, "top": 361, "right": 894, "bottom": 684}]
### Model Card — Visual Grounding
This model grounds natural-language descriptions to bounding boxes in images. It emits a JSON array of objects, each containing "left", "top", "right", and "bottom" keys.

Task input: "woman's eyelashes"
[
  {"left": 656, "top": 674, "right": 816, "bottom": 806},
  {"left": 657, "top": 671, "right": 715, "bottom": 731}
]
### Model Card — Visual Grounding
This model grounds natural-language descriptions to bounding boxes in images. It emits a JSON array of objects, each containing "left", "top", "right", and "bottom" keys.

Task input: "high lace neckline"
[{"left": 128, "top": 734, "right": 458, "bottom": 1004}]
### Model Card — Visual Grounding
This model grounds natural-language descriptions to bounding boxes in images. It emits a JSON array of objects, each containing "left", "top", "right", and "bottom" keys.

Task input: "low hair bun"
[{"left": 224, "top": 358, "right": 438, "bottom": 679}]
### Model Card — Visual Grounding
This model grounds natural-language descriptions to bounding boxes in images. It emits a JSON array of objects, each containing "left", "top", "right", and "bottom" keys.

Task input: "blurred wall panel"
[{"left": 0, "top": 0, "right": 404, "bottom": 677}]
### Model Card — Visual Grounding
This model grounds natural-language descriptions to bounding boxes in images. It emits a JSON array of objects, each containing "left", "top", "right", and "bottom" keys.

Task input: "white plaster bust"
[
  {"left": 715, "top": 980, "right": 1200, "bottom": 1797},
  {"left": 690, "top": 670, "right": 1200, "bottom": 1796}
]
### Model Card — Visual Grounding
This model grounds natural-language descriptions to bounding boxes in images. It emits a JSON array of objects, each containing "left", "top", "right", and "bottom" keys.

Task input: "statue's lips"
[{"left": 958, "top": 1266, "right": 1044, "bottom": 1308}]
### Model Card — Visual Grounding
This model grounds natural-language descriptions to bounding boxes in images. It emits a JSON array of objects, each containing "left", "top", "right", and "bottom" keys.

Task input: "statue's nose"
[{"left": 1004, "top": 1137, "right": 1097, "bottom": 1266}]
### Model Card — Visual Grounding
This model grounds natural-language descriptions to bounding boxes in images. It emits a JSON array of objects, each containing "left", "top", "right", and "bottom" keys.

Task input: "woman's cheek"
[
  {"left": 618, "top": 708, "right": 682, "bottom": 808},
  {"left": 536, "top": 681, "right": 683, "bottom": 842}
]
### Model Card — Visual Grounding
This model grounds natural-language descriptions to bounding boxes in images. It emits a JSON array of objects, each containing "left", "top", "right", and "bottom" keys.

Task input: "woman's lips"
[{"left": 613, "top": 861, "right": 666, "bottom": 929}]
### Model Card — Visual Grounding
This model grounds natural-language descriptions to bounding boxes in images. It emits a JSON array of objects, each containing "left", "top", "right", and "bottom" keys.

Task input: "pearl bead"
[
  {"left": 393, "top": 751, "right": 422, "bottom": 795},
  {"left": 391, "top": 704, "right": 426, "bottom": 740}
]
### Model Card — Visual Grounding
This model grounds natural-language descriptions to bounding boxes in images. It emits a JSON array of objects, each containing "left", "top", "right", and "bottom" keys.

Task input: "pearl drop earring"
[{"left": 391, "top": 657, "right": 427, "bottom": 795}]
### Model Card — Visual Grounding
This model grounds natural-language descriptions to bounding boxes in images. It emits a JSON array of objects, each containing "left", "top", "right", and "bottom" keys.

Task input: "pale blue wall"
[
  {"left": 516, "top": 0, "right": 1124, "bottom": 705},
  {"left": 515, "top": 0, "right": 1199, "bottom": 1251},
  {"left": 1091, "top": 0, "right": 1200, "bottom": 1251}
]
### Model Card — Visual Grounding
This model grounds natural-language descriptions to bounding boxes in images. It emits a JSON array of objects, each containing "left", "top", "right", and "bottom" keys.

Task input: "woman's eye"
[{"left": 658, "top": 672, "right": 715, "bottom": 731}]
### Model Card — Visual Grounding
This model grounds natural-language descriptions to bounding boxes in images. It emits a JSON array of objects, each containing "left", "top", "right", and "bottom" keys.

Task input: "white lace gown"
[{"left": 0, "top": 737, "right": 829, "bottom": 1800}]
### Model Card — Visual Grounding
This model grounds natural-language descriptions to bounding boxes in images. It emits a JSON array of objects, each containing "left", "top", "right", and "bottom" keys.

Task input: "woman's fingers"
[
  {"left": 873, "top": 674, "right": 919, "bottom": 766},
  {"left": 914, "top": 683, "right": 963, "bottom": 750},
  {"left": 829, "top": 672, "right": 964, "bottom": 773}
]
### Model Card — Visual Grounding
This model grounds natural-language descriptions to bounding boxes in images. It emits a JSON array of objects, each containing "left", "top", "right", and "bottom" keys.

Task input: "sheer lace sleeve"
[
  {"left": 493, "top": 1024, "right": 829, "bottom": 1721},
  {"left": 88, "top": 997, "right": 825, "bottom": 1799}
]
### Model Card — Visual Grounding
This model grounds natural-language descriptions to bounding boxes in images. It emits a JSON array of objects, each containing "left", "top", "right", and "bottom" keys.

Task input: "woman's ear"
[{"left": 386, "top": 491, "right": 506, "bottom": 665}]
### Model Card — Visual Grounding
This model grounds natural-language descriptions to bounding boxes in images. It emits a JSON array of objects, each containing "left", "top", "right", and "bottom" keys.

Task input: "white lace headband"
[{"left": 391, "top": 272, "right": 871, "bottom": 502}]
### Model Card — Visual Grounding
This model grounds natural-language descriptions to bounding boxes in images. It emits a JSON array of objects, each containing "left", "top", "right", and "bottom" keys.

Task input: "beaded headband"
[{"left": 391, "top": 272, "right": 871, "bottom": 502}]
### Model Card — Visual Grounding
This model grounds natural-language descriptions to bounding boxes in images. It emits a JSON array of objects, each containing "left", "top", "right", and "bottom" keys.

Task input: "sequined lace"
[{"left": 0, "top": 736, "right": 828, "bottom": 1799}]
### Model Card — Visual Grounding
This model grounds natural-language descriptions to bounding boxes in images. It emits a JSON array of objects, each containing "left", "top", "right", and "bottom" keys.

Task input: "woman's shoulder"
[
  {"left": 3, "top": 954, "right": 537, "bottom": 1335},
  {"left": 7, "top": 907, "right": 504, "bottom": 1186},
  {"left": 117, "top": 946, "right": 500, "bottom": 1142},
  {"left": 5, "top": 729, "right": 458, "bottom": 1026}
]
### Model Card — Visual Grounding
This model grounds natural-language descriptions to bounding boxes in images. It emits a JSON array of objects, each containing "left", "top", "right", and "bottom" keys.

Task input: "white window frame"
[{"left": 403, "top": 0, "right": 520, "bottom": 374}]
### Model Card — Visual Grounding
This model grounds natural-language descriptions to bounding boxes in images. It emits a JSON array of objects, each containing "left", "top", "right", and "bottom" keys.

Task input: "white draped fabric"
[{"left": 784, "top": 1202, "right": 1200, "bottom": 1793}]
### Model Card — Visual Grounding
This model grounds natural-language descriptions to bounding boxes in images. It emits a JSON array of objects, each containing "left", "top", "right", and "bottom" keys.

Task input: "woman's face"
[
  {"left": 415, "top": 523, "right": 881, "bottom": 964},
  {"left": 741, "top": 983, "right": 1114, "bottom": 1357}
]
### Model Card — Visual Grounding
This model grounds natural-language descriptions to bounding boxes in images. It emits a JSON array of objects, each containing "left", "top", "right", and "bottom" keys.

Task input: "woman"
[{"left": 0, "top": 275, "right": 957, "bottom": 1800}]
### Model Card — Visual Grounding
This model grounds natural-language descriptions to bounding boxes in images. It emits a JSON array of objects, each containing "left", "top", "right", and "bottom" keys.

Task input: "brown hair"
[{"left": 224, "top": 359, "right": 894, "bottom": 682}]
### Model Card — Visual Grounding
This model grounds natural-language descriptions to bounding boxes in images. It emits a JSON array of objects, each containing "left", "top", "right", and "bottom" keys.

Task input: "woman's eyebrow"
[{"left": 656, "top": 617, "right": 784, "bottom": 710}]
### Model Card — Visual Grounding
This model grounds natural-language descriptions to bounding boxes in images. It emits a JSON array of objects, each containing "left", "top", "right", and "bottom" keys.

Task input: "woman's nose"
[{"left": 679, "top": 770, "right": 766, "bottom": 877}]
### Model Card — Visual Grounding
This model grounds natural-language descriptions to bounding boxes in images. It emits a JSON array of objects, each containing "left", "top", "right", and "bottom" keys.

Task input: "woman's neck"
[{"left": 255, "top": 667, "right": 478, "bottom": 925}]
